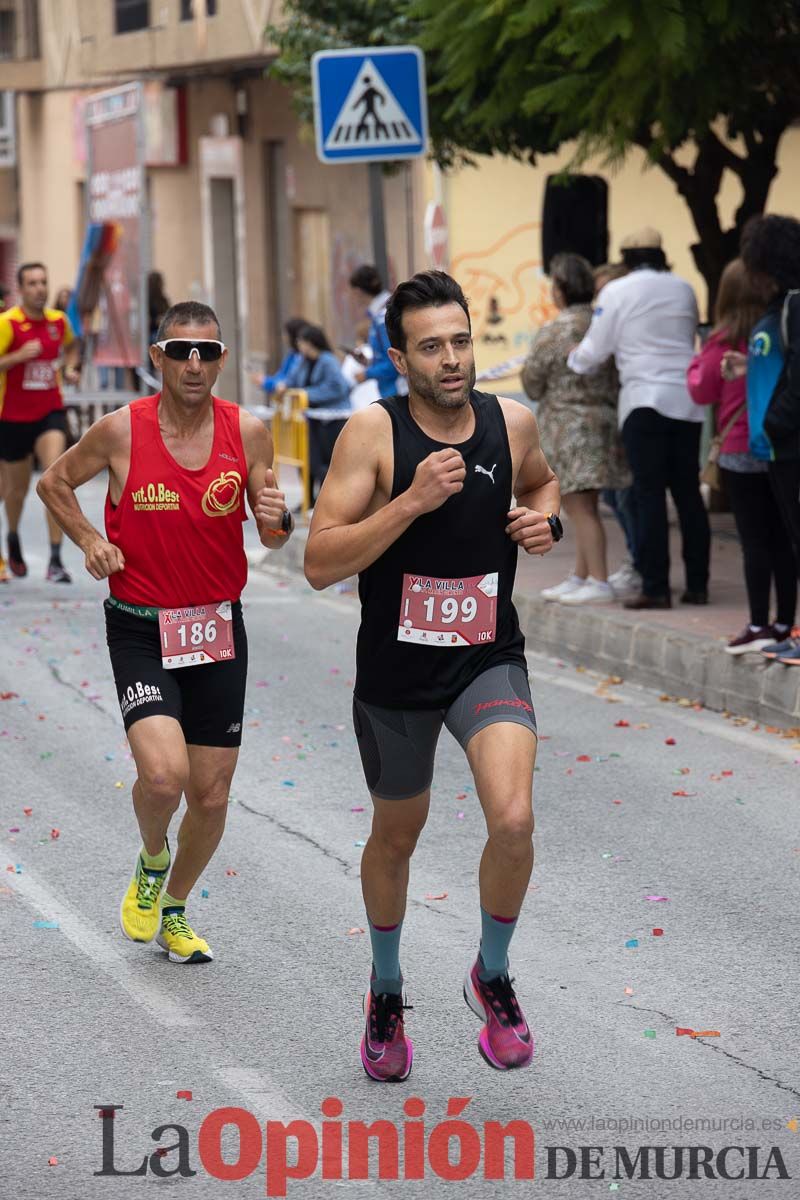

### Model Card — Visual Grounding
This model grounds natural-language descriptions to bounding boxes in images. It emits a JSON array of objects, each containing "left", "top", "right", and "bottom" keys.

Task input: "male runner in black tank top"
[{"left": 306, "top": 271, "right": 561, "bottom": 1079}]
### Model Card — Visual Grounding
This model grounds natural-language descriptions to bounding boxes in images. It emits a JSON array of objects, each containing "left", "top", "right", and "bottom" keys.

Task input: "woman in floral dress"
[{"left": 522, "top": 253, "right": 630, "bottom": 605}]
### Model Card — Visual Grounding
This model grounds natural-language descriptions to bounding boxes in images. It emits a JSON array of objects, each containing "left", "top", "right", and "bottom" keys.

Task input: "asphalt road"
[{"left": 2, "top": 480, "right": 799, "bottom": 1199}]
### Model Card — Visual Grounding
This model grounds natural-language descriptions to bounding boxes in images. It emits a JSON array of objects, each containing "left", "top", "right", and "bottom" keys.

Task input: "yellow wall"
[{"left": 428, "top": 129, "right": 800, "bottom": 388}]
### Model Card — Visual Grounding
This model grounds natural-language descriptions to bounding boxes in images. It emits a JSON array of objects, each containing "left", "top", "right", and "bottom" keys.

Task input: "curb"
[{"left": 253, "top": 539, "right": 800, "bottom": 728}]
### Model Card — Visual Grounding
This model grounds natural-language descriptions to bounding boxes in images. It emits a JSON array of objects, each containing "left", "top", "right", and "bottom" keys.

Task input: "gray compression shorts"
[{"left": 352, "top": 663, "right": 537, "bottom": 801}]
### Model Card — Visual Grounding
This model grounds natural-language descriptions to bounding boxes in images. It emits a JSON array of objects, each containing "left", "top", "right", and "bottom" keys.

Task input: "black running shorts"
[
  {"left": 104, "top": 600, "right": 248, "bottom": 747},
  {"left": 352, "top": 663, "right": 537, "bottom": 801},
  {"left": 0, "top": 409, "right": 68, "bottom": 462}
]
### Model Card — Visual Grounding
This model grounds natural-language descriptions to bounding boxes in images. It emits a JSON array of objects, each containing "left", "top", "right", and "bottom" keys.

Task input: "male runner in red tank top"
[
  {"left": 306, "top": 271, "right": 561, "bottom": 1077},
  {"left": 38, "top": 301, "right": 293, "bottom": 964},
  {"left": 0, "top": 262, "right": 81, "bottom": 582}
]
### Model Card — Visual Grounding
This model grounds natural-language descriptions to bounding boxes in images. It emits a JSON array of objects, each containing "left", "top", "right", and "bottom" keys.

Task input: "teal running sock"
[
  {"left": 368, "top": 917, "right": 403, "bottom": 995},
  {"left": 478, "top": 906, "right": 519, "bottom": 981}
]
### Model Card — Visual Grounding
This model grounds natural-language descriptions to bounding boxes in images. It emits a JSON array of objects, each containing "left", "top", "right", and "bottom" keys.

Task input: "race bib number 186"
[
  {"left": 158, "top": 600, "right": 235, "bottom": 669},
  {"left": 398, "top": 573, "right": 498, "bottom": 647}
]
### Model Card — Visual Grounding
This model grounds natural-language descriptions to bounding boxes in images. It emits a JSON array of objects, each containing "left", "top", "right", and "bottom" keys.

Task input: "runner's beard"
[{"left": 406, "top": 361, "right": 476, "bottom": 410}]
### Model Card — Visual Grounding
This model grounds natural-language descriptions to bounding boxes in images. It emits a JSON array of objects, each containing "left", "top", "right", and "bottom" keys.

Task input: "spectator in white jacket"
[{"left": 568, "top": 227, "right": 710, "bottom": 609}]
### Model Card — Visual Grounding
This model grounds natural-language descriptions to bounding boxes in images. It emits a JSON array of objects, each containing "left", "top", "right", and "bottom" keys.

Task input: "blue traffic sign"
[{"left": 311, "top": 46, "right": 428, "bottom": 165}]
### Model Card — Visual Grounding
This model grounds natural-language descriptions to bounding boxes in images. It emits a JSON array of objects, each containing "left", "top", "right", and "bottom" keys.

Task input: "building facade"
[{"left": 1, "top": 1, "right": 799, "bottom": 398}]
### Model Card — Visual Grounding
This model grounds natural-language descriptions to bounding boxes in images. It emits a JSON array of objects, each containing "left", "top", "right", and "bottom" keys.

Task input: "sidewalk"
[{"left": 256, "top": 495, "right": 800, "bottom": 728}]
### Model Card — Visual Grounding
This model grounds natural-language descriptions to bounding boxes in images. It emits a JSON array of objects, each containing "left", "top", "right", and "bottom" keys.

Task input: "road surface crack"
[
  {"left": 619, "top": 1000, "right": 800, "bottom": 1102},
  {"left": 46, "top": 661, "right": 116, "bottom": 723},
  {"left": 235, "top": 798, "right": 351, "bottom": 869}
]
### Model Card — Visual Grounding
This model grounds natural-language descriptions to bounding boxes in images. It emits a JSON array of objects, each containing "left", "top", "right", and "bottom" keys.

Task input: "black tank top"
[{"left": 355, "top": 389, "right": 526, "bottom": 708}]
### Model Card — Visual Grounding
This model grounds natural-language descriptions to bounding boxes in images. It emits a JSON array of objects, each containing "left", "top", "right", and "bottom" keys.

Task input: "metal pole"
[{"left": 369, "top": 162, "right": 389, "bottom": 285}]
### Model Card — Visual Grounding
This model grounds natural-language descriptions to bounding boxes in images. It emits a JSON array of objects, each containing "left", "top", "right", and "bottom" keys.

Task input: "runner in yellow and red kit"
[{"left": 0, "top": 262, "right": 81, "bottom": 582}]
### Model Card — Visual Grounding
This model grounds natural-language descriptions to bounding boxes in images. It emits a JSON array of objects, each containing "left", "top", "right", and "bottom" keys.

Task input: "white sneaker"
[
  {"left": 608, "top": 561, "right": 642, "bottom": 599},
  {"left": 558, "top": 576, "right": 616, "bottom": 605},
  {"left": 541, "top": 574, "right": 585, "bottom": 602}
]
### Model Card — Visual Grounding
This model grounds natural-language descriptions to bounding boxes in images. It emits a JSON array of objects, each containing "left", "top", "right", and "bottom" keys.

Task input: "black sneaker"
[
  {"left": 680, "top": 590, "right": 709, "bottom": 605},
  {"left": 725, "top": 625, "right": 776, "bottom": 656},
  {"left": 47, "top": 562, "right": 72, "bottom": 584},
  {"left": 7, "top": 533, "right": 26, "bottom": 578}
]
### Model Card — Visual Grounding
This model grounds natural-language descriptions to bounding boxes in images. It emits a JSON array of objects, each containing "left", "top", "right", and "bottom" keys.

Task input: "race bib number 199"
[
  {"left": 398, "top": 573, "right": 498, "bottom": 647},
  {"left": 158, "top": 600, "right": 235, "bottom": 669}
]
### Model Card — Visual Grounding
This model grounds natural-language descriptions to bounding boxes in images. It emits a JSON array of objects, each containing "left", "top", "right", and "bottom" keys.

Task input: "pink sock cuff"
[
  {"left": 370, "top": 921, "right": 400, "bottom": 932},
  {"left": 490, "top": 913, "right": 518, "bottom": 924}
]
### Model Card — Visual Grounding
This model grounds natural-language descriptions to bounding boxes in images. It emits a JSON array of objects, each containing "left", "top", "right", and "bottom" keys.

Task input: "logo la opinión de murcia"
[{"left": 202, "top": 470, "right": 242, "bottom": 517}]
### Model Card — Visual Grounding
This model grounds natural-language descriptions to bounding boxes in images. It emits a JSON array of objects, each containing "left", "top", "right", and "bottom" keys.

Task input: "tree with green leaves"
[{"left": 269, "top": 0, "right": 800, "bottom": 310}]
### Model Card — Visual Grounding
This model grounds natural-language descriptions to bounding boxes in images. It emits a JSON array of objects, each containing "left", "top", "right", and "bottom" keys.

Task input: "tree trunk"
[{"left": 653, "top": 127, "right": 784, "bottom": 319}]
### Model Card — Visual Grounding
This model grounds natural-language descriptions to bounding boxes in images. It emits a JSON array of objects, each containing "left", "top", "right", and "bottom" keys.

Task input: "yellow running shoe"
[
  {"left": 119, "top": 851, "right": 170, "bottom": 944},
  {"left": 157, "top": 908, "right": 213, "bottom": 964}
]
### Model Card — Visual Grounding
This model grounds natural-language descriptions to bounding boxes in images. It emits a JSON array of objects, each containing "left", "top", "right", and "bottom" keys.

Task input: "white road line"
[
  {"left": 3, "top": 849, "right": 307, "bottom": 1123},
  {"left": 3, "top": 853, "right": 195, "bottom": 1027}
]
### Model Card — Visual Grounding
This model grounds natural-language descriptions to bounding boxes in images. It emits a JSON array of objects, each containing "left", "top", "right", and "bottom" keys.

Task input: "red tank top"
[{"left": 105, "top": 393, "right": 248, "bottom": 607}]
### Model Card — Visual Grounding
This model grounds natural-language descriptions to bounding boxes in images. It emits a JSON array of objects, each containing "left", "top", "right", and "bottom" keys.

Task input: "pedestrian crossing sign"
[{"left": 312, "top": 46, "right": 428, "bottom": 164}]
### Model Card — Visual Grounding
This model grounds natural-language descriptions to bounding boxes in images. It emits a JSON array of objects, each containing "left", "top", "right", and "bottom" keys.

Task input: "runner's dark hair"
[
  {"left": 385, "top": 271, "right": 471, "bottom": 351},
  {"left": 17, "top": 261, "right": 46, "bottom": 286},
  {"left": 349, "top": 264, "right": 384, "bottom": 296},
  {"left": 156, "top": 301, "right": 222, "bottom": 342}
]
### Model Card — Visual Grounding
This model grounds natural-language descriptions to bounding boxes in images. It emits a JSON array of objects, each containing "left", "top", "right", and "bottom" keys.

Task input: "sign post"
[{"left": 312, "top": 46, "right": 428, "bottom": 278}]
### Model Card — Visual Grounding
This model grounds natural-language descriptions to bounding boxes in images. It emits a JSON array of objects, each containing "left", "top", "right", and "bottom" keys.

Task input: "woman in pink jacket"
[{"left": 687, "top": 259, "right": 796, "bottom": 653}]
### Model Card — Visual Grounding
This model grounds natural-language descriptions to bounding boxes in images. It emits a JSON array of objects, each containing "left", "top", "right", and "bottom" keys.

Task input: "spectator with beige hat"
[{"left": 568, "top": 226, "right": 710, "bottom": 609}]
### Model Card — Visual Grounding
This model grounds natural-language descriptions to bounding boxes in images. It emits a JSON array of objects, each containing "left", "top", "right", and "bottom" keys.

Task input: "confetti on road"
[
  {"left": 347, "top": 927, "right": 365, "bottom": 936},
  {"left": 624, "top": 987, "right": 634, "bottom": 995},
  {"left": 672, "top": 790, "right": 696, "bottom": 797},
  {"left": 200, "top": 889, "right": 209, "bottom": 898},
  {"left": 576, "top": 754, "right": 592, "bottom": 762},
  {"left": 645, "top": 895, "right": 669, "bottom": 902},
  {"left": 644, "top": 1030, "right": 656, "bottom": 1039},
  {"left": 665, "top": 738, "right": 676, "bottom": 745},
  {"left": 48, "top": 1157, "right": 58, "bottom": 1166},
  {"left": 50, "top": 829, "right": 60, "bottom": 840},
  {"left": 614, "top": 719, "right": 630, "bottom": 727},
  {"left": 33, "top": 920, "right": 59, "bottom": 929},
  {"left": 652, "top": 928, "right": 664, "bottom": 936},
  {"left": 282, "top": 780, "right": 296, "bottom": 788},
  {"left": 225, "top": 869, "right": 238, "bottom": 877},
  {"left": 625, "top": 939, "right": 639, "bottom": 948},
  {"left": 23, "top": 807, "right": 32, "bottom": 816},
  {"left": 425, "top": 892, "right": 448, "bottom": 901},
  {"left": 350, "top": 806, "right": 365, "bottom": 813}
]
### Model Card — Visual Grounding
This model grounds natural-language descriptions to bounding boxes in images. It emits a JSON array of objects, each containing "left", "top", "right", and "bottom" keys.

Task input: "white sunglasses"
[{"left": 154, "top": 338, "right": 226, "bottom": 362}]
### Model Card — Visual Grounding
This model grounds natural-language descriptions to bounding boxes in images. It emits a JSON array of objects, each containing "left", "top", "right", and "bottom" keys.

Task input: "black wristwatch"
[{"left": 546, "top": 512, "right": 564, "bottom": 542}]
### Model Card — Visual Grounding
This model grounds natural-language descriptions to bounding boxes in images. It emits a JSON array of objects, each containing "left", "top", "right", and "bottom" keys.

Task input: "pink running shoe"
[
  {"left": 464, "top": 960, "right": 534, "bottom": 1070},
  {"left": 360, "top": 986, "right": 413, "bottom": 1082}
]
